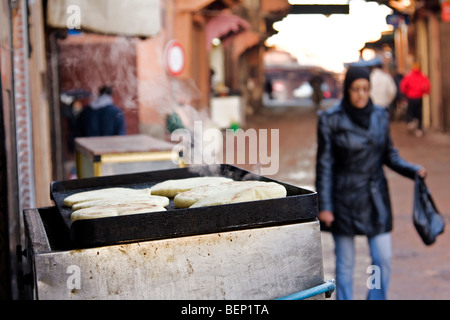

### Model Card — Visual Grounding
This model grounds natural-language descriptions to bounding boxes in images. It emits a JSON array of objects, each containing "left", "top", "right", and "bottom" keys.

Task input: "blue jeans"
[{"left": 333, "top": 233, "right": 392, "bottom": 300}]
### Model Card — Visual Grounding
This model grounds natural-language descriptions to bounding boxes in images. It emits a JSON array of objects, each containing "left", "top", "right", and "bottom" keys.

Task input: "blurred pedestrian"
[
  {"left": 399, "top": 62, "right": 430, "bottom": 137},
  {"left": 265, "top": 77, "right": 273, "bottom": 100},
  {"left": 78, "top": 85, "right": 126, "bottom": 137},
  {"left": 370, "top": 63, "right": 397, "bottom": 117},
  {"left": 309, "top": 70, "right": 324, "bottom": 110},
  {"left": 392, "top": 72, "right": 406, "bottom": 121},
  {"left": 60, "top": 89, "right": 92, "bottom": 179},
  {"left": 315, "top": 66, "right": 427, "bottom": 300}
]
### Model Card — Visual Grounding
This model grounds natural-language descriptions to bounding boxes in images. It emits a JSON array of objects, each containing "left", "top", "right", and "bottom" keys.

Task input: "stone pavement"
[{"left": 242, "top": 104, "right": 450, "bottom": 300}]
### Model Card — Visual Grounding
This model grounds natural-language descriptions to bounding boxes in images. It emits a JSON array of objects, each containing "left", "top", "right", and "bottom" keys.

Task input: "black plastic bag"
[{"left": 413, "top": 175, "right": 445, "bottom": 245}]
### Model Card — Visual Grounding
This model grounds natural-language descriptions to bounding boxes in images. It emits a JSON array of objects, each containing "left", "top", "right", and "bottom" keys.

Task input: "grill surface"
[{"left": 50, "top": 164, "right": 318, "bottom": 248}]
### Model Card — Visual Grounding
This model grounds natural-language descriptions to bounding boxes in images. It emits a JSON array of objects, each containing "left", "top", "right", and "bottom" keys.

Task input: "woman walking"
[{"left": 315, "top": 66, "right": 427, "bottom": 300}]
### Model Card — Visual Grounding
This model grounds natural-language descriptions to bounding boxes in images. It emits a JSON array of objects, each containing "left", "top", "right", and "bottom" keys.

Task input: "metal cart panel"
[{"left": 24, "top": 207, "right": 324, "bottom": 300}]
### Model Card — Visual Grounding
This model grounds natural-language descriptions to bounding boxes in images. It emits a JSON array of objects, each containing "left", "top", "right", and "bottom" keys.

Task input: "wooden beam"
[
  {"left": 290, "top": 4, "right": 349, "bottom": 15},
  {"left": 176, "top": 0, "right": 215, "bottom": 12}
]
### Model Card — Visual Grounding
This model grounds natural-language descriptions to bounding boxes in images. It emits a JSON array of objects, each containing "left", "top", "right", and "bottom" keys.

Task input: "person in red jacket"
[{"left": 400, "top": 62, "right": 430, "bottom": 137}]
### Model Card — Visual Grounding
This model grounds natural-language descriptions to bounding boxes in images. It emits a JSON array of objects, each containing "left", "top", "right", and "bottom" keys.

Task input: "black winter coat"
[
  {"left": 315, "top": 103, "right": 420, "bottom": 237},
  {"left": 78, "top": 104, "right": 126, "bottom": 137}
]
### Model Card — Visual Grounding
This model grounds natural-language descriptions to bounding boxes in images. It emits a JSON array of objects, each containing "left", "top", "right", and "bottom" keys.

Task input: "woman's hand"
[
  {"left": 319, "top": 210, "right": 334, "bottom": 228},
  {"left": 417, "top": 167, "right": 427, "bottom": 178}
]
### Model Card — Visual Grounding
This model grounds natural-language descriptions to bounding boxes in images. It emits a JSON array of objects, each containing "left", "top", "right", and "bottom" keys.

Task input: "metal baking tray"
[{"left": 50, "top": 164, "right": 318, "bottom": 248}]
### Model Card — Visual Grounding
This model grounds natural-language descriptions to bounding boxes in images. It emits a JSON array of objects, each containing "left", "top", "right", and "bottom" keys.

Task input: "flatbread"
[
  {"left": 71, "top": 195, "right": 170, "bottom": 211},
  {"left": 70, "top": 203, "right": 166, "bottom": 222},
  {"left": 174, "top": 180, "right": 267, "bottom": 208},
  {"left": 63, "top": 187, "right": 151, "bottom": 207},
  {"left": 189, "top": 181, "right": 287, "bottom": 208},
  {"left": 150, "top": 176, "right": 233, "bottom": 197}
]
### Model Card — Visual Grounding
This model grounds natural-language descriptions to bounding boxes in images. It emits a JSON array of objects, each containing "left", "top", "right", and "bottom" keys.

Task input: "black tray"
[{"left": 50, "top": 164, "right": 318, "bottom": 248}]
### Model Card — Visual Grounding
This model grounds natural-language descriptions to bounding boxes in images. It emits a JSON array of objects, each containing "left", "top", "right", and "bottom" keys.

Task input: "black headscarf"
[{"left": 342, "top": 66, "right": 373, "bottom": 129}]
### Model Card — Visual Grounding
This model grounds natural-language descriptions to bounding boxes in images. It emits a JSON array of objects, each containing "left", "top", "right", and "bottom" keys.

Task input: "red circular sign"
[{"left": 165, "top": 40, "right": 186, "bottom": 76}]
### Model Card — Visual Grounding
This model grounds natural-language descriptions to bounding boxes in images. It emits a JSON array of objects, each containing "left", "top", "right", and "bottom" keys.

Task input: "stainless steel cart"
[{"left": 18, "top": 165, "right": 330, "bottom": 300}]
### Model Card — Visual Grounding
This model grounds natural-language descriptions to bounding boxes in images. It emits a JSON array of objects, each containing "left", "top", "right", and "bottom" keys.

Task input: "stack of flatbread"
[
  {"left": 150, "top": 176, "right": 233, "bottom": 197},
  {"left": 64, "top": 176, "right": 287, "bottom": 222},
  {"left": 150, "top": 176, "right": 287, "bottom": 208},
  {"left": 174, "top": 180, "right": 287, "bottom": 208},
  {"left": 64, "top": 187, "right": 169, "bottom": 222}
]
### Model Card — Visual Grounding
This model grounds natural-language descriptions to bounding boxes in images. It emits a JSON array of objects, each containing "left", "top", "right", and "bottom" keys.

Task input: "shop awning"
[
  {"left": 46, "top": 0, "right": 161, "bottom": 37},
  {"left": 261, "top": 0, "right": 291, "bottom": 13},
  {"left": 230, "top": 30, "right": 261, "bottom": 60},
  {"left": 206, "top": 10, "right": 251, "bottom": 51}
]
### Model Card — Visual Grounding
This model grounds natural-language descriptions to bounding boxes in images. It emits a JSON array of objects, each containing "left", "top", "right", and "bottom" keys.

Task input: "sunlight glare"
[{"left": 267, "top": 0, "right": 393, "bottom": 72}]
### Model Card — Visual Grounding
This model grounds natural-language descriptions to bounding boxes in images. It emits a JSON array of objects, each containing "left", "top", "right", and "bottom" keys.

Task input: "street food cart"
[
  {"left": 18, "top": 165, "right": 332, "bottom": 300},
  {"left": 75, "top": 134, "right": 183, "bottom": 178}
]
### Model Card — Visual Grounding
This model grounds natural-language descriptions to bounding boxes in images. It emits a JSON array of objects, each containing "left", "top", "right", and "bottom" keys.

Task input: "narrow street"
[{"left": 243, "top": 103, "right": 450, "bottom": 300}]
